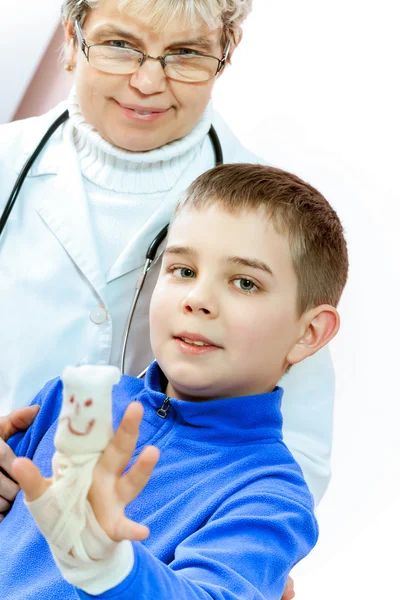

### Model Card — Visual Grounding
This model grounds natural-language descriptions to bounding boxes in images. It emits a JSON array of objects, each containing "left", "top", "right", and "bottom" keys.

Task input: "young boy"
[{"left": 2, "top": 164, "right": 348, "bottom": 600}]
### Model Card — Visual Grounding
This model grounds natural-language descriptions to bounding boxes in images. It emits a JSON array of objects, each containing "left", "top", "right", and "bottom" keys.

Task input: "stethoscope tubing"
[{"left": 0, "top": 110, "right": 69, "bottom": 236}]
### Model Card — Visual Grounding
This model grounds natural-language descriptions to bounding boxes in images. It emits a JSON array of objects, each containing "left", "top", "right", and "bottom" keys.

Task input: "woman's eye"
[
  {"left": 108, "top": 40, "right": 132, "bottom": 49},
  {"left": 232, "top": 278, "right": 258, "bottom": 293},
  {"left": 171, "top": 267, "right": 196, "bottom": 278},
  {"left": 175, "top": 48, "right": 201, "bottom": 56}
]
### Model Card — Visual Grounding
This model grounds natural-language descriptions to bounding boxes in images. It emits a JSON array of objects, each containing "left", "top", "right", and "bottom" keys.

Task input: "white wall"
[
  {"left": 213, "top": 1, "right": 399, "bottom": 598},
  {"left": 2, "top": 0, "right": 399, "bottom": 597},
  {"left": 0, "top": 0, "right": 62, "bottom": 123}
]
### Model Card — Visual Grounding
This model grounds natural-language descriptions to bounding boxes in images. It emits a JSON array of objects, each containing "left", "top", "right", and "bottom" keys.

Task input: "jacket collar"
[{"left": 137, "top": 361, "right": 284, "bottom": 444}]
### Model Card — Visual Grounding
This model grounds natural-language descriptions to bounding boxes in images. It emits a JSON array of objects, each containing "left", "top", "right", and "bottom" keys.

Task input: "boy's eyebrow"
[
  {"left": 227, "top": 256, "right": 274, "bottom": 277},
  {"left": 164, "top": 245, "right": 197, "bottom": 257},
  {"left": 165, "top": 247, "right": 273, "bottom": 276}
]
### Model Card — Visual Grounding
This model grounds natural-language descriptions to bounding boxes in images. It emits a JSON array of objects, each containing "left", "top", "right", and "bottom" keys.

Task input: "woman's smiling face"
[{"left": 65, "top": 0, "right": 226, "bottom": 152}]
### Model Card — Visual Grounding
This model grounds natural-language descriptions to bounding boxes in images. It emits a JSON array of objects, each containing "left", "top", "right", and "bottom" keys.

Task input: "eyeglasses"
[{"left": 75, "top": 21, "right": 230, "bottom": 83}]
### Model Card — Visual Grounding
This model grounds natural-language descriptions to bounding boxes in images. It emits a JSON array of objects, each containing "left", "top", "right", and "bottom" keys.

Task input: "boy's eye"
[
  {"left": 232, "top": 278, "right": 258, "bottom": 293},
  {"left": 171, "top": 267, "right": 196, "bottom": 278}
]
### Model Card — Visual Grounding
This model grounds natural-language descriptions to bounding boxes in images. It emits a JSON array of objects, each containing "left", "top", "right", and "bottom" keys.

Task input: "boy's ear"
[{"left": 286, "top": 305, "right": 340, "bottom": 366}]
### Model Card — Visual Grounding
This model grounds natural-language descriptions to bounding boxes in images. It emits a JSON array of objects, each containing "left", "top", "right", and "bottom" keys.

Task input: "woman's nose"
[{"left": 129, "top": 60, "right": 168, "bottom": 95}]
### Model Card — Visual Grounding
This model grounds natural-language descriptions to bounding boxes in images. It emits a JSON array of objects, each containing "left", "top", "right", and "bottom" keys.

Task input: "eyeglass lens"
[{"left": 88, "top": 46, "right": 219, "bottom": 82}]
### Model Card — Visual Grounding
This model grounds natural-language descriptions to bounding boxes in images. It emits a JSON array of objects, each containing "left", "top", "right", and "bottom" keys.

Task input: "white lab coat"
[{"left": 0, "top": 102, "right": 335, "bottom": 503}]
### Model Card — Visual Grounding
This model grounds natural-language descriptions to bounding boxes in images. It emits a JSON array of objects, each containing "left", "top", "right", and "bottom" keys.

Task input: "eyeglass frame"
[{"left": 74, "top": 20, "right": 231, "bottom": 82}]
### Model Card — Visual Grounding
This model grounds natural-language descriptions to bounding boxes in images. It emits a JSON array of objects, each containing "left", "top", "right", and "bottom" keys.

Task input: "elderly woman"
[{"left": 0, "top": 1, "right": 334, "bottom": 596}]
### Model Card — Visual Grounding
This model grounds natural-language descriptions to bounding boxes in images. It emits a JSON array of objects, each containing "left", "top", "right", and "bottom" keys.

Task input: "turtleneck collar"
[
  {"left": 129, "top": 361, "right": 284, "bottom": 444},
  {"left": 66, "top": 88, "right": 213, "bottom": 194}
]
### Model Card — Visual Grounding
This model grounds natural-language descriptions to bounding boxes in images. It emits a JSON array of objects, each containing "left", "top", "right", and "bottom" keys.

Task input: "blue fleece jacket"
[{"left": 2, "top": 362, "right": 318, "bottom": 600}]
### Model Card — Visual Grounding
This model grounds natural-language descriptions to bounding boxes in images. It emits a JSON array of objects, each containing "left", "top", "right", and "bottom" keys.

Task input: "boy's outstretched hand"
[
  {"left": 88, "top": 402, "right": 160, "bottom": 542},
  {"left": 12, "top": 402, "right": 160, "bottom": 543}
]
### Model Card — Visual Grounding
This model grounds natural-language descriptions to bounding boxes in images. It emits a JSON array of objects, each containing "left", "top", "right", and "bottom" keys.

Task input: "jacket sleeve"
[
  {"left": 279, "top": 346, "right": 335, "bottom": 505},
  {"left": 75, "top": 486, "right": 318, "bottom": 600}
]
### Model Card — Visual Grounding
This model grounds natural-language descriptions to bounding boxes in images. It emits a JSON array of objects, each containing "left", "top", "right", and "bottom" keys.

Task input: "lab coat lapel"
[{"left": 37, "top": 141, "right": 107, "bottom": 302}]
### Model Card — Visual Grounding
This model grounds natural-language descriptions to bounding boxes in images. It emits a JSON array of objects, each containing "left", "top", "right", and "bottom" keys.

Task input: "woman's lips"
[{"left": 115, "top": 100, "right": 170, "bottom": 122}]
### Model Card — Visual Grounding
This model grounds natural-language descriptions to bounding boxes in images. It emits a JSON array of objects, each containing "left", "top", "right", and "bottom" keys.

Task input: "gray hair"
[{"left": 61, "top": 0, "right": 252, "bottom": 46}]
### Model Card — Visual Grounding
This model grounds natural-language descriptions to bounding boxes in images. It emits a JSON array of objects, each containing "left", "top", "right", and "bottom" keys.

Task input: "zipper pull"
[{"left": 157, "top": 397, "right": 171, "bottom": 419}]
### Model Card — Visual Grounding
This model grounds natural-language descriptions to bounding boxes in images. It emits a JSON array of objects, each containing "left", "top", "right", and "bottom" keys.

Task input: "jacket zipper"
[{"left": 157, "top": 396, "right": 171, "bottom": 419}]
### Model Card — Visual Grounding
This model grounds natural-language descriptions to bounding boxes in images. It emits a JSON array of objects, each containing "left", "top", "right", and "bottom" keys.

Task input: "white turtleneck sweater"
[{"left": 67, "top": 90, "right": 213, "bottom": 276}]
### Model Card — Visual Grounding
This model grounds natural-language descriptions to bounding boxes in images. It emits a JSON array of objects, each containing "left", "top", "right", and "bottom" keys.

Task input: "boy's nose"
[
  {"left": 74, "top": 402, "right": 80, "bottom": 416},
  {"left": 183, "top": 303, "right": 211, "bottom": 315},
  {"left": 182, "top": 285, "right": 219, "bottom": 318}
]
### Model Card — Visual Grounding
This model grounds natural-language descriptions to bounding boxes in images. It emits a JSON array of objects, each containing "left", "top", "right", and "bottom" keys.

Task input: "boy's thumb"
[{"left": 0, "top": 405, "right": 40, "bottom": 442}]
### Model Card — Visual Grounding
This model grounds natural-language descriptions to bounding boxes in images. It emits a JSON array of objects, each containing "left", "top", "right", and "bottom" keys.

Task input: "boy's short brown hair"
[{"left": 174, "top": 163, "right": 348, "bottom": 314}]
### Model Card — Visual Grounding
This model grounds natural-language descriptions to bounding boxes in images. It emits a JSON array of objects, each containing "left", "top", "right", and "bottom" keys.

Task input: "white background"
[{"left": 2, "top": 0, "right": 400, "bottom": 598}]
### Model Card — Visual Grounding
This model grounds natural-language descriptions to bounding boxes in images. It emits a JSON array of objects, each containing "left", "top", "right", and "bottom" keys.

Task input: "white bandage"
[{"left": 25, "top": 365, "right": 134, "bottom": 594}]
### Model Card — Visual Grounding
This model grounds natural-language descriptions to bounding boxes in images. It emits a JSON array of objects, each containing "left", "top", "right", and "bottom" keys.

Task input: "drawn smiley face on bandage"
[
  {"left": 55, "top": 365, "right": 121, "bottom": 455},
  {"left": 61, "top": 394, "right": 96, "bottom": 437}
]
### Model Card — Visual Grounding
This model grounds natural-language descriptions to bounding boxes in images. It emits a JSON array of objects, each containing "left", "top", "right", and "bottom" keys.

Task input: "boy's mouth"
[
  {"left": 173, "top": 332, "right": 222, "bottom": 350},
  {"left": 180, "top": 337, "right": 211, "bottom": 347}
]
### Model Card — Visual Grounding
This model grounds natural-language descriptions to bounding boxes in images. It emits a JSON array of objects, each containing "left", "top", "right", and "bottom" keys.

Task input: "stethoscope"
[{"left": 0, "top": 109, "right": 224, "bottom": 375}]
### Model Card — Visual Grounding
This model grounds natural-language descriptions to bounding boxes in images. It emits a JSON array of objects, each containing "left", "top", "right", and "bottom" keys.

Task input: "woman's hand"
[
  {"left": 12, "top": 402, "right": 159, "bottom": 543},
  {"left": 281, "top": 576, "right": 295, "bottom": 599},
  {"left": 0, "top": 405, "right": 40, "bottom": 520}
]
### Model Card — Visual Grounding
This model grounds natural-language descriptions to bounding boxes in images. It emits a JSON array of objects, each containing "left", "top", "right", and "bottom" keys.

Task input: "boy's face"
[{"left": 150, "top": 205, "right": 306, "bottom": 401}]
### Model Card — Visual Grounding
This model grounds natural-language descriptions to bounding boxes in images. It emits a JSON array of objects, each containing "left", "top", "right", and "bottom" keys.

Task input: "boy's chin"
[{"left": 166, "top": 375, "right": 220, "bottom": 403}]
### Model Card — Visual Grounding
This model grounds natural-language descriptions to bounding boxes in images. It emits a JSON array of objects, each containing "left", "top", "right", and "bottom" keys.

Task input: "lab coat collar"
[{"left": 15, "top": 102, "right": 70, "bottom": 177}]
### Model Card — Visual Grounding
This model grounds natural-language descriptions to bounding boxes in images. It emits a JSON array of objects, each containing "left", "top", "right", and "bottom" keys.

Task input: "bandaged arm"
[{"left": 26, "top": 469, "right": 133, "bottom": 595}]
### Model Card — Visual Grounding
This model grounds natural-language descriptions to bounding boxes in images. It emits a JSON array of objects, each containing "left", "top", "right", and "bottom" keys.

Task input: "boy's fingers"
[
  {"left": 112, "top": 516, "right": 150, "bottom": 543},
  {"left": 118, "top": 445, "right": 160, "bottom": 505},
  {"left": 11, "top": 457, "right": 51, "bottom": 502},
  {"left": 0, "top": 405, "right": 40, "bottom": 442},
  {"left": 98, "top": 402, "right": 144, "bottom": 476}
]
